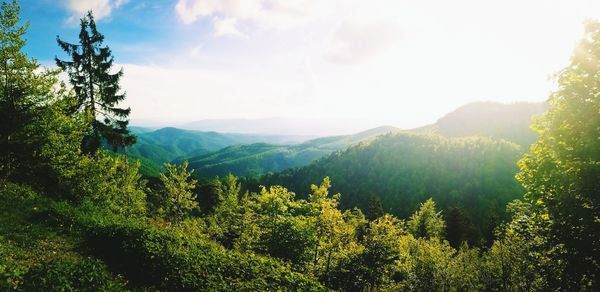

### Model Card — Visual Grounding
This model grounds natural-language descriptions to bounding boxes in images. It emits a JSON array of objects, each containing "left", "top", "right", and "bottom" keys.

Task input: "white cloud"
[
  {"left": 65, "top": 0, "right": 127, "bottom": 20},
  {"left": 324, "top": 19, "right": 400, "bottom": 65},
  {"left": 174, "top": 0, "right": 317, "bottom": 33},
  {"left": 212, "top": 17, "right": 247, "bottom": 38}
]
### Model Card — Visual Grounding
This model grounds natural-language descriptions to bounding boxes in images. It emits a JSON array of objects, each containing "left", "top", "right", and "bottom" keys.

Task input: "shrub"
[
  {"left": 48, "top": 202, "right": 326, "bottom": 291},
  {"left": 21, "top": 257, "right": 125, "bottom": 291}
]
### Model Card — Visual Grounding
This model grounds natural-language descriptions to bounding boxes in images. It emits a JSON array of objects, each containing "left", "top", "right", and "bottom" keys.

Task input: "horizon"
[
  {"left": 22, "top": 1, "right": 600, "bottom": 130},
  {"left": 129, "top": 100, "right": 546, "bottom": 136}
]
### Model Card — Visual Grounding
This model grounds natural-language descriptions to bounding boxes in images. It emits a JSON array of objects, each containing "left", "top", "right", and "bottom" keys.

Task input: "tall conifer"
[{"left": 56, "top": 11, "right": 134, "bottom": 153}]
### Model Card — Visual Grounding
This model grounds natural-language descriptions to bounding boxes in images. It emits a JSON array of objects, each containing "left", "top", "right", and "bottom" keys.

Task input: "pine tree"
[
  {"left": 55, "top": 11, "right": 134, "bottom": 153},
  {"left": 159, "top": 161, "right": 198, "bottom": 224},
  {"left": 407, "top": 198, "right": 445, "bottom": 240}
]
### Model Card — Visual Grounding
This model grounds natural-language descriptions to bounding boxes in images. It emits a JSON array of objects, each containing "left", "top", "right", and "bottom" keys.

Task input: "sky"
[{"left": 20, "top": 0, "right": 600, "bottom": 132}]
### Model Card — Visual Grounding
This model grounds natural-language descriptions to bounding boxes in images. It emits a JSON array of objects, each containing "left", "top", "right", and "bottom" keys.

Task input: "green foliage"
[
  {"left": 203, "top": 175, "right": 250, "bottom": 248},
  {"left": 445, "top": 206, "right": 478, "bottom": 248},
  {"left": 407, "top": 198, "right": 445, "bottom": 240},
  {"left": 263, "top": 133, "right": 523, "bottom": 243},
  {"left": 517, "top": 20, "right": 600, "bottom": 290},
  {"left": 38, "top": 107, "right": 146, "bottom": 214},
  {"left": 56, "top": 11, "right": 134, "bottom": 153},
  {"left": 48, "top": 201, "right": 325, "bottom": 291},
  {"left": 1, "top": 2, "right": 598, "bottom": 290},
  {"left": 0, "top": 181, "right": 124, "bottom": 291},
  {"left": 0, "top": 0, "right": 59, "bottom": 181},
  {"left": 481, "top": 200, "right": 559, "bottom": 291},
  {"left": 183, "top": 126, "right": 399, "bottom": 178},
  {"left": 158, "top": 161, "right": 198, "bottom": 224},
  {"left": 22, "top": 257, "right": 125, "bottom": 291},
  {"left": 366, "top": 193, "right": 385, "bottom": 220}
]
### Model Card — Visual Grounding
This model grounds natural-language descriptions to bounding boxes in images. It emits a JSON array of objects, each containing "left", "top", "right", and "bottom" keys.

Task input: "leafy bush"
[
  {"left": 49, "top": 201, "right": 326, "bottom": 291},
  {"left": 21, "top": 257, "right": 125, "bottom": 291},
  {"left": 0, "top": 244, "right": 28, "bottom": 291}
]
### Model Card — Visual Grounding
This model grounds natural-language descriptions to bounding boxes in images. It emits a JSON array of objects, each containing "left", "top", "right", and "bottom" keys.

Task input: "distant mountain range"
[
  {"left": 176, "top": 126, "right": 401, "bottom": 178},
  {"left": 126, "top": 127, "right": 315, "bottom": 175},
  {"left": 126, "top": 101, "right": 546, "bottom": 177},
  {"left": 176, "top": 117, "right": 389, "bottom": 136}
]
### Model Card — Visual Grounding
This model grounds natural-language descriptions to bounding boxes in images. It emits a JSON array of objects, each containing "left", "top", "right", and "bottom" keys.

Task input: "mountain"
[
  {"left": 261, "top": 133, "right": 524, "bottom": 239},
  {"left": 417, "top": 101, "right": 547, "bottom": 146},
  {"left": 130, "top": 102, "right": 545, "bottom": 178},
  {"left": 181, "top": 126, "right": 401, "bottom": 178},
  {"left": 126, "top": 127, "right": 315, "bottom": 173},
  {"left": 180, "top": 117, "right": 392, "bottom": 136}
]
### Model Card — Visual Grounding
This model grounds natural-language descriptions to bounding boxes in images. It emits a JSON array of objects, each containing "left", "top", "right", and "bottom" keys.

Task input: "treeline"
[
  {"left": 0, "top": 1, "right": 598, "bottom": 291},
  {"left": 261, "top": 134, "right": 524, "bottom": 245}
]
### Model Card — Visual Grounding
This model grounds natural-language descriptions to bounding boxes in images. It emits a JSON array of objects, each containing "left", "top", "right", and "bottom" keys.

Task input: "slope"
[
  {"left": 126, "top": 127, "right": 314, "bottom": 172},
  {"left": 417, "top": 101, "right": 547, "bottom": 147},
  {"left": 261, "top": 133, "right": 524, "bottom": 238},
  {"left": 182, "top": 126, "right": 401, "bottom": 178}
]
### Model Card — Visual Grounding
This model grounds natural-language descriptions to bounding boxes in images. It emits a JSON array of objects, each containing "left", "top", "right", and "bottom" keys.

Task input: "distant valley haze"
[{"left": 131, "top": 116, "right": 403, "bottom": 136}]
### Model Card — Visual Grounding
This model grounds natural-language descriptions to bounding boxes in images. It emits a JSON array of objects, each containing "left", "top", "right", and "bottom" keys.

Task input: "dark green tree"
[
  {"left": 55, "top": 11, "right": 134, "bottom": 153},
  {"left": 366, "top": 193, "right": 385, "bottom": 220},
  {"left": 445, "top": 206, "right": 477, "bottom": 248}
]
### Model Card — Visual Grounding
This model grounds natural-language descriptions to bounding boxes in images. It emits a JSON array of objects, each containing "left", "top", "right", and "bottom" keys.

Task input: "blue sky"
[
  {"left": 23, "top": 0, "right": 194, "bottom": 64},
  {"left": 19, "top": 0, "right": 600, "bottom": 133}
]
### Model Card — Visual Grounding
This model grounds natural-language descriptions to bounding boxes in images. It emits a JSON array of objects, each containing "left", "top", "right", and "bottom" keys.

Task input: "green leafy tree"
[
  {"left": 517, "top": 20, "right": 600, "bottom": 290},
  {"left": 407, "top": 198, "right": 445, "bottom": 240},
  {"left": 159, "top": 161, "right": 198, "bottom": 224},
  {"left": 358, "top": 214, "right": 405, "bottom": 290},
  {"left": 205, "top": 174, "right": 248, "bottom": 248},
  {"left": 252, "top": 185, "right": 315, "bottom": 265},
  {"left": 307, "top": 177, "right": 347, "bottom": 275},
  {"left": 481, "top": 200, "right": 557, "bottom": 291},
  {"left": 55, "top": 11, "right": 134, "bottom": 153},
  {"left": 0, "top": 0, "right": 58, "bottom": 179}
]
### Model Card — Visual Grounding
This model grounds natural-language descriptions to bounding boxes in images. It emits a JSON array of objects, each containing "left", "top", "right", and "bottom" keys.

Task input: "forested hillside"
[
  {"left": 125, "top": 127, "right": 312, "bottom": 173},
  {"left": 182, "top": 126, "right": 400, "bottom": 178},
  {"left": 261, "top": 133, "right": 523, "bottom": 242},
  {"left": 1, "top": 1, "right": 598, "bottom": 291},
  {"left": 417, "top": 101, "right": 547, "bottom": 146}
]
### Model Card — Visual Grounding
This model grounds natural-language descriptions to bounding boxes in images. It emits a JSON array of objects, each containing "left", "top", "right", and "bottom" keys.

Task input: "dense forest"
[
  {"left": 179, "top": 126, "right": 399, "bottom": 178},
  {"left": 261, "top": 134, "right": 524, "bottom": 244},
  {"left": 0, "top": 1, "right": 598, "bottom": 291}
]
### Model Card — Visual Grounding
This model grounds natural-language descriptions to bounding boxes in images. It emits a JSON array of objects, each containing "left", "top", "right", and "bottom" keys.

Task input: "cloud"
[
  {"left": 174, "top": 0, "right": 315, "bottom": 35},
  {"left": 65, "top": 0, "right": 127, "bottom": 20},
  {"left": 324, "top": 19, "right": 400, "bottom": 65},
  {"left": 212, "top": 17, "right": 247, "bottom": 38}
]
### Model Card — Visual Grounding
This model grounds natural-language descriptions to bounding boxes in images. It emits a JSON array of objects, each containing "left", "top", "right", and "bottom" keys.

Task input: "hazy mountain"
[
  {"left": 416, "top": 101, "right": 548, "bottom": 146},
  {"left": 179, "top": 117, "right": 393, "bottom": 136},
  {"left": 129, "top": 102, "right": 546, "bottom": 177},
  {"left": 180, "top": 126, "right": 401, "bottom": 178},
  {"left": 127, "top": 127, "right": 315, "bottom": 172}
]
